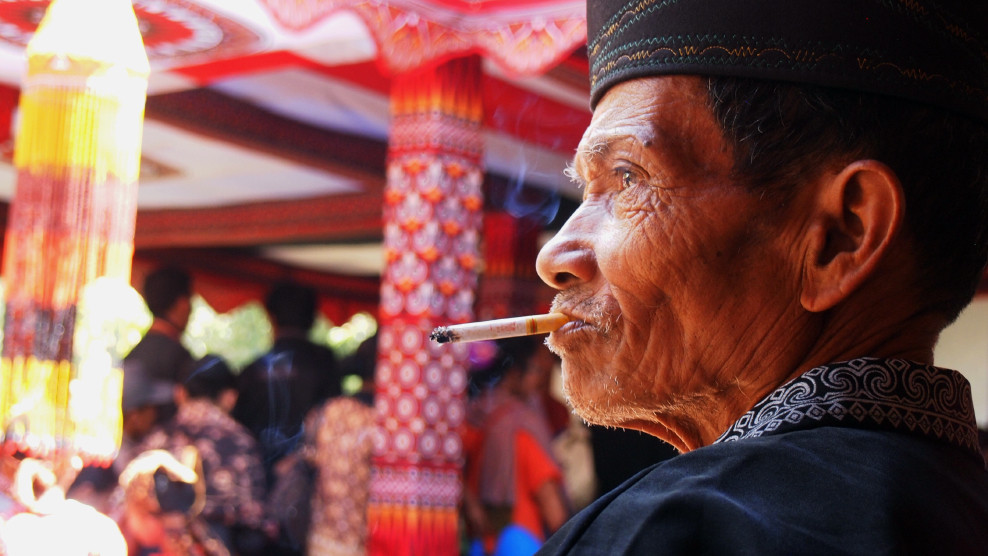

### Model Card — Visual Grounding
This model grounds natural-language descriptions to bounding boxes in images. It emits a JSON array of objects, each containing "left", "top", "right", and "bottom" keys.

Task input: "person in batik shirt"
[
  {"left": 140, "top": 355, "right": 271, "bottom": 555},
  {"left": 117, "top": 448, "right": 229, "bottom": 556},
  {"left": 300, "top": 333, "right": 377, "bottom": 556}
]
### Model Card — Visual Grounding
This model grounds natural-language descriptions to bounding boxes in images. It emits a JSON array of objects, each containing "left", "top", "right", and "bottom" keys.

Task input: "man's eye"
[{"left": 619, "top": 169, "right": 640, "bottom": 189}]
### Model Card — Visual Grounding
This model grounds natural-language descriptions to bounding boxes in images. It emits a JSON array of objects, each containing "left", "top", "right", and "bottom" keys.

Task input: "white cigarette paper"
[{"left": 430, "top": 313, "right": 570, "bottom": 344}]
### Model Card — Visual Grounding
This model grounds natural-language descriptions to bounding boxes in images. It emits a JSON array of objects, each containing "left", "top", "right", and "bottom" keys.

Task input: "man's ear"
[{"left": 800, "top": 160, "right": 904, "bottom": 313}]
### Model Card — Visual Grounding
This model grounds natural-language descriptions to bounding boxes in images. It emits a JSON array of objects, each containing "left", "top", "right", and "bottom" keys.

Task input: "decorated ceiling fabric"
[
  {"left": 257, "top": 0, "right": 587, "bottom": 76},
  {"left": 0, "top": 0, "right": 264, "bottom": 69},
  {"left": 0, "top": 0, "right": 586, "bottom": 77}
]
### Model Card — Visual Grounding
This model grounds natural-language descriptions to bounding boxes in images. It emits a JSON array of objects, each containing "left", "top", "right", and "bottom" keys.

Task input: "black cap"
[{"left": 587, "top": 0, "right": 988, "bottom": 123}]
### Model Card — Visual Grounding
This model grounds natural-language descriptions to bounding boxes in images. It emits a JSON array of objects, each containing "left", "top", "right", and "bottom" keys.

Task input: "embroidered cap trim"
[{"left": 587, "top": 0, "right": 988, "bottom": 123}]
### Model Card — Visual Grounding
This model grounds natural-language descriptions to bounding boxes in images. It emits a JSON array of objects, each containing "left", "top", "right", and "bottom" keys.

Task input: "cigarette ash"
[{"left": 429, "top": 326, "right": 458, "bottom": 343}]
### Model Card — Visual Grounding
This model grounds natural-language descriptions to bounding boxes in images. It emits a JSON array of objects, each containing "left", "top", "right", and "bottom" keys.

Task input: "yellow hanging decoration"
[{"left": 0, "top": 0, "right": 149, "bottom": 467}]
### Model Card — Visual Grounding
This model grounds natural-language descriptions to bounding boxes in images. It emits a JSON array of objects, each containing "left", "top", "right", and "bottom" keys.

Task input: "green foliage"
[
  {"left": 311, "top": 311, "right": 378, "bottom": 359},
  {"left": 182, "top": 298, "right": 272, "bottom": 370},
  {"left": 182, "top": 299, "right": 378, "bottom": 372}
]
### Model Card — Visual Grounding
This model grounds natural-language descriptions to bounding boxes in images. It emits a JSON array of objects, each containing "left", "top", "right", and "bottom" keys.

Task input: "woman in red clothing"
[{"left": 463, "top": 338, "right": 570, "bottom": 556}]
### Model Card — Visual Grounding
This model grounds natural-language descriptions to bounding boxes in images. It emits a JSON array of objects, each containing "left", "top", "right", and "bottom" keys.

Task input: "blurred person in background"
[
  {"left": 233, "top": 281, "right": 342, "bottom": 483},
  {"left": 69, "top": 364, "right": 176, "bottom": 515},
  {"left": 124, "top": 265, "right": 195, "bottom": 425},
  {"left": 464, "top": 337, "right": 570, "bottom": 556},
  {"left": 291, "top": 332, "right": 378, "bottom": 556},
  {"left": 117, "top": 448, "right": 228, "bottom": 556},
  {"left": 140, "top": 355, "right": 271, "bottom": 556}
]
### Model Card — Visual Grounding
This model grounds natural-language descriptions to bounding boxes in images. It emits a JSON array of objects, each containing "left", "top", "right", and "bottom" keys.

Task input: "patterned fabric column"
[
  {"left": 370, "top": 56, "right": 483, "bottom": 556},
  {"left": 0, "top": 0, "right": 148, "bottom": 466}
]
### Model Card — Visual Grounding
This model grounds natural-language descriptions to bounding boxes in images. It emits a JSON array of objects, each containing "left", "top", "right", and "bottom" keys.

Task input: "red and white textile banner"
[{"left": 370, "top": 55, "right": 482, "bottom": 556}]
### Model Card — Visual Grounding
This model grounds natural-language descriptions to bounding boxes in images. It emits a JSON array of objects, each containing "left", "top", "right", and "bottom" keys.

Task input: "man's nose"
[{"left": 536, "top": 212, "right": 597, "bottom": 290}]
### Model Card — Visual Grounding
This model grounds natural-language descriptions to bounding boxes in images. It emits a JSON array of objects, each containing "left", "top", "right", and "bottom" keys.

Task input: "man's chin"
[
  {"left": 564, "top": 382, "right": 633, "bottom": 429},
  {"left": 570, "top": 403, "right": 641, "bottom": 431}
]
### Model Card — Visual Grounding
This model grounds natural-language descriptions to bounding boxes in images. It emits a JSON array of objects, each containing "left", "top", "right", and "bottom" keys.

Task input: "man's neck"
[{"left": 645, "top": 302, "right": 944, "bottom": 452}]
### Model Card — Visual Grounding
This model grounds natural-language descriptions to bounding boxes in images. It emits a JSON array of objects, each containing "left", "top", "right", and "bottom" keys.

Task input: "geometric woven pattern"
[
  {"left": 716, "top": 358, "right": 982, "bottom": 458},
  {"left": 369, "top": 56, "right": 484, "bottom": 556}
]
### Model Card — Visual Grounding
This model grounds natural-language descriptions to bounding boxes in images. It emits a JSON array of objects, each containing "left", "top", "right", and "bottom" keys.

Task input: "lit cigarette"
[{"left": 430, "top": 313, "right": 570, "bottom": 344}]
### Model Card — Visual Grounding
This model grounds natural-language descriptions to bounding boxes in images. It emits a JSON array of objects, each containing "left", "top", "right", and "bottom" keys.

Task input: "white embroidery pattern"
[{"left": 716, "top": 358, "right": 979, "bottom": 455}]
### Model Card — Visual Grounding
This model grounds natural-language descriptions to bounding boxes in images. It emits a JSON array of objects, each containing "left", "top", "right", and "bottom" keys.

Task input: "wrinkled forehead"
[{"left": 575, "top": 76, "right": 728, "bottom": 173}]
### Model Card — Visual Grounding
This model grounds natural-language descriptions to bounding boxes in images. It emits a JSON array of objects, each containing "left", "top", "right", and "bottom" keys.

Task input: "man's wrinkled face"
[{"left": 536, "top": 76, "right": 800, "bottom": 433}]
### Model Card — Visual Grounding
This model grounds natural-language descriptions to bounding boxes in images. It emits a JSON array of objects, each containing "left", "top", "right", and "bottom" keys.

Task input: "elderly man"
[{"left": 535, "top": 0, "right": 988, "bottom": 554}]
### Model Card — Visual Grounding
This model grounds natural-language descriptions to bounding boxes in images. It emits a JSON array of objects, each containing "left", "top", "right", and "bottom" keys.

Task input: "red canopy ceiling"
[{"left": 0, "top": 0, "right": 592, "bottom": 322}]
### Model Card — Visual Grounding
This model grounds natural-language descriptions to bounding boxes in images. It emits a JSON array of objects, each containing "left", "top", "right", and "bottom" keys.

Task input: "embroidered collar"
[{"left": 715, "top": 358, "right": 981, "bottom": 458}]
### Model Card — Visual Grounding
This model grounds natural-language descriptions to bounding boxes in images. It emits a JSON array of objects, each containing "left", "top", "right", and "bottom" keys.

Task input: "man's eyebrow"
[
  {"left": 563, "top": 161, "right": 584, "bottom": 188},
  {"left": 576, "top": 135, "right": 613, "bottom": 165},
  {"left": 569, "top": 135, "right": 628, "bottom": 189}
]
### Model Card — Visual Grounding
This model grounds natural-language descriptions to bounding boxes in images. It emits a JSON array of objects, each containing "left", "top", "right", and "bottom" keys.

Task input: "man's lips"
[
  {"left": 550, "top": 311, "right": 590, "bottom": 332},
  {"left": 551, "top": 290, "right": 621, "bottom": 334}
]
